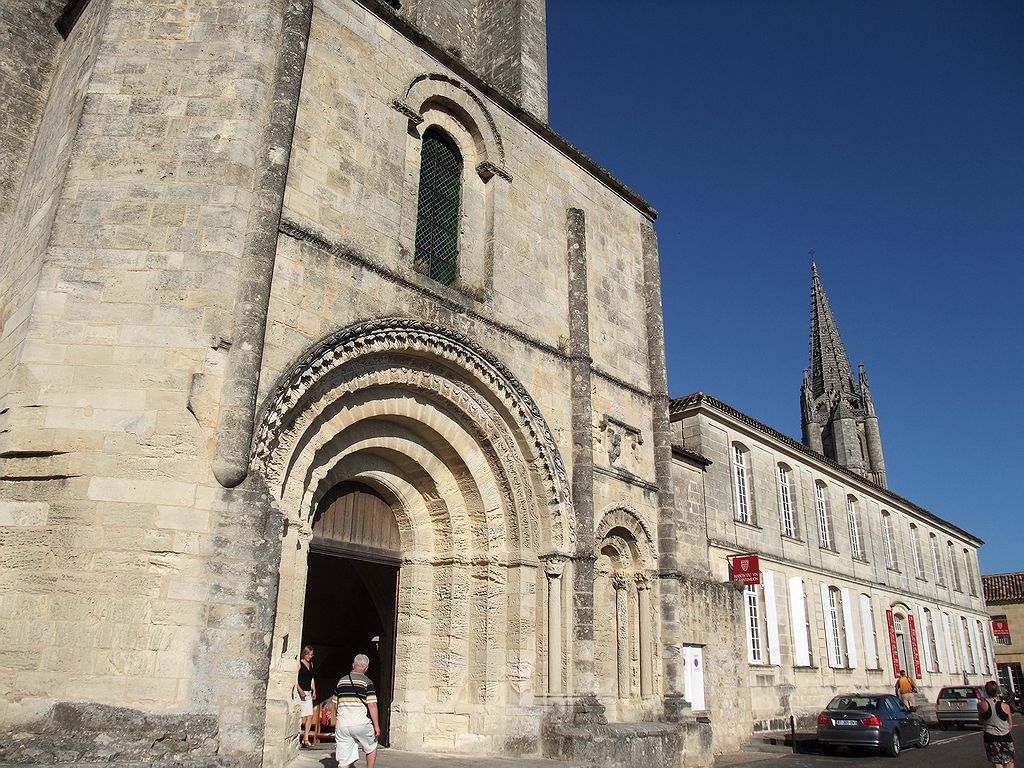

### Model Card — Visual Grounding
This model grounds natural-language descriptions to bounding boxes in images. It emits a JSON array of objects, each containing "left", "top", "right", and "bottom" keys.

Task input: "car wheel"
[
  {"left": 885, "top": 730, "right": 901, "bottom": 757},
  {"left": 821, "top": 742, "right": 836, "bottom": 755},
  {"left": 917, "top": 725, "right": 931, "bottom": 748}
]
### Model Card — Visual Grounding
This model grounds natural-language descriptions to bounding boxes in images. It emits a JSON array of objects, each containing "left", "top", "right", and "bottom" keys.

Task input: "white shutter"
[
  {"left": 859, "top": 594, "right": 877, "bottom": 669},
  {"left": 958, "top": 616, "right": 972, "bottom": 671},
  {"left": 763, "top": 570, "right": 781, "bottom": 665},
  {"left": 933, "top": 610, "right": 945, "bottom": 672},
  {"left": 969, "top": 619, "right": 983, "bottom": 673},
  {"left": 942, "top": 613, "right": 957, "bottom": 673},
  {"left": 918, "top": 607, "right": 933, "bottom": 672},
  {"left": 982, "top": 622, "right": 995, "bottom": 675},
  {"left": 820, "top": 583, "right": 839, "bottom": 667},
  {"left": 840, "top": 588, "right": 857, "bottom": 668},
  {"left": 789, "top": 577, "right": 810, "bottom": 666}
]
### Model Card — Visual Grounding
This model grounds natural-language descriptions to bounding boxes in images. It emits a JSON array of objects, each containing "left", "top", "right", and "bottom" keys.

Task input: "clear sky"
[{"left": 546, "top": 1, "right": 1023, "bottom": 575}]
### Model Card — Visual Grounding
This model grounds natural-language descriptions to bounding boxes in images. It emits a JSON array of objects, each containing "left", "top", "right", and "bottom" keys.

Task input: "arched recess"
[
  {"left": 392, "top": 73, "right": 512, "bottom": 299},
  {"left": 255, "top": 318, "right": 573, "bottom": 755},
  {"left": 593, "top": 505, "right": 658, "bottom": 719}
]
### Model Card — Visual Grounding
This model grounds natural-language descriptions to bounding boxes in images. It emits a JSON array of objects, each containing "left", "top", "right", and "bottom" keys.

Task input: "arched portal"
[{"left": 255, "top": 319, "right": 573, "bottom": 760}]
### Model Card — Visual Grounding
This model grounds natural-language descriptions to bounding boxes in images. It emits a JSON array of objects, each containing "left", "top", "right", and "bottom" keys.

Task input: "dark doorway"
[{"left": 301, "top": 482, "right": 402, "bottom": 746}]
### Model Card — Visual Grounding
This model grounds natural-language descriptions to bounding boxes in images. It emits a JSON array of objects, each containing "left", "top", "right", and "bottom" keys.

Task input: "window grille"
[{"left": 414, "top": 129, "right": 462, "bottom": 285}]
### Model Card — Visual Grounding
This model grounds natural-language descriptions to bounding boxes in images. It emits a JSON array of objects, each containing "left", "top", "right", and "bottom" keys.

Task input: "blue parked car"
[{"left": 817, "top": 693, "right": 931, "bottom": 757}]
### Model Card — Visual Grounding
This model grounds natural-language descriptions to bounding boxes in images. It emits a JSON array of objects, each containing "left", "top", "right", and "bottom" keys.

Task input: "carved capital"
[
  {"left": 612, "top": 574, "right": 629, "bottom": 591},
  {"left": 543, "top": 555, "right": 567, "bottom": 579},
  {"left": 634, "top": 572, "right": 652, "bottom": 591}
]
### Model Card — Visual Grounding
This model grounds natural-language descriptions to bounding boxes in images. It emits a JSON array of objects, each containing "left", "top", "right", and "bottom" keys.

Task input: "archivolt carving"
[
  {"left": 400, "top": 72, "right": 506, "bottom": 166},
  {"left": 252, "top": 318, "right": 574, "bottom": 552},
  {"left": 595, "top": 504, "right": 657, "bottom": 567}
]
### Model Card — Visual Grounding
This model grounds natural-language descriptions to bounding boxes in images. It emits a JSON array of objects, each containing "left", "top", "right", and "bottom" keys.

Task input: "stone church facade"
[{"left": 0, "top": 1, "right": 733, "bottom": 766}]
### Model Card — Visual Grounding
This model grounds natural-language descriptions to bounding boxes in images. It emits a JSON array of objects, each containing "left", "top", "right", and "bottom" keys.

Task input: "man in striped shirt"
[{"left": 334, "top": 654, "right": 380, "bottom": 767}]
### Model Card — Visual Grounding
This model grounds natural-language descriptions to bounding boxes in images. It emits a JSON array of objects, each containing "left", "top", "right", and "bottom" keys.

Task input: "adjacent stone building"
[
  {"left": 0, "top": 1, "right": 719, "bottom": 766},
  {"left": 983, "top": 572, "right": 1024, "bottom": 703},
  {"left": 669, "top": 266, "right": 995, "bottom": 734}
]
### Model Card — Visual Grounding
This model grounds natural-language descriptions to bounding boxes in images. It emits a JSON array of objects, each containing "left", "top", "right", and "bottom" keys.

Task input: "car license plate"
[{"left": 834, "top": 719, "right": 858, "bottom": 726}]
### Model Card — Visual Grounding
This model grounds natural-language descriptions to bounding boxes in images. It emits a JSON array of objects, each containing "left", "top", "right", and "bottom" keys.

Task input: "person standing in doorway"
[
  {"left": 334, "top": 653, "right": 380, "bottom": 768},
  {"left": 296, "top": 645, "right": 317, "bottom": 748},
  {"left": 895, "top": 669, "right": 917, "bottom": 709},
  {"left": 979, "top": 680, "right": 1015, "bottom": 768}
]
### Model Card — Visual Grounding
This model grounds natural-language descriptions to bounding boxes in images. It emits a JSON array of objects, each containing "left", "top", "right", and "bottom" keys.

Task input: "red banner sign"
[
  {"left": 992, "top": 619, "right": 1010, "bottom": 638},
  {"left": 886, "top": 610, "right": 900, "bottom": 677},
  {"left": 907, "top": 614, "right": 922, "bottom": 679},
  {"left": 730, "top": 555, "right": 760, "bottom": 585}
]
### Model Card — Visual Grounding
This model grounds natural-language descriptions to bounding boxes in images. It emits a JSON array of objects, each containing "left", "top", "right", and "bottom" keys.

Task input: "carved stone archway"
[{"left": 255, "top": 318, "right": 574, "bottom": 763}]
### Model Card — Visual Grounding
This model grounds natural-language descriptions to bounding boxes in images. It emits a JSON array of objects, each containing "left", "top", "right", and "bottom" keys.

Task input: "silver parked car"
[
  {"left": 817, "top": 693, "right": 931, "bottom": 757},
  {"left": 935, "top": 685, "right": 990, "bottom": 728}
]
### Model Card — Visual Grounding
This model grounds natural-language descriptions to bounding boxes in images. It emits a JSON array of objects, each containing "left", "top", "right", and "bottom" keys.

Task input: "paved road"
[
  {"left": 720, "top": 722, "right": 1023, "bottom": 768},
  {"left": 287, "top": 723, "right": 1022, "bottom": 768}
]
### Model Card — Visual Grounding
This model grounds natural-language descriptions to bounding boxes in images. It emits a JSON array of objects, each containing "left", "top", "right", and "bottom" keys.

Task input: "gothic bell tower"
[{"left": 800, "top": 263, "right": 888, "bottom": 487}]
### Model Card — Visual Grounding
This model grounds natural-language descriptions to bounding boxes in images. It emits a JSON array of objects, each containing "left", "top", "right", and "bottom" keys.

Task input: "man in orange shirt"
[{"left": 895, "top": 670, "right": 917, "bottom": 709}]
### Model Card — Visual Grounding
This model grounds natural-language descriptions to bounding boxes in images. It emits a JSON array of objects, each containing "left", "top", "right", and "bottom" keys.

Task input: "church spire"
[
  {"left": 800, "top": 262, "right": 888, "bottom": 487},
  {"left": 808, "top": 261, "right": 856, "bottom": 401}
]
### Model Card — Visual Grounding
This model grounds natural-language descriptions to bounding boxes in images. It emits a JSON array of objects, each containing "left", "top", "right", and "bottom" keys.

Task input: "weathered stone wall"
[
  {"left": 0, "top": 0, "right": 65, "bottom": 247},
  {"left": 0, "top": 0, "right": 291, "bottom": 762}
]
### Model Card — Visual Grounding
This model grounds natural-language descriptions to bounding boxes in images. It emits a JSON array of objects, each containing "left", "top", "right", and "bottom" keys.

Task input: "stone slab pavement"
[{"left": 287, "top": 743, "right": 786, "bottom": 768}]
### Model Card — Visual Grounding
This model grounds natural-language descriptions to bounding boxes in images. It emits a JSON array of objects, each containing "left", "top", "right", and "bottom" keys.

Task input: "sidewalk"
[{"left": 287, "top": 743, "right": 570, "bottom": 768}]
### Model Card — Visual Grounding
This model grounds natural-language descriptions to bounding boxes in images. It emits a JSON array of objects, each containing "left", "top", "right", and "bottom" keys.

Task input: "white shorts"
[
  {"left": 335, "top": 721, "right": 377, "bottom": 766},
  {"left": 298, "top": 692, "right": 314, "bottom": 718}
]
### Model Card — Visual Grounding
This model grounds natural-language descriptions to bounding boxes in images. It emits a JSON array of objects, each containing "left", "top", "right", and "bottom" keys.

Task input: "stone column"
[
  {"left": 566, "top": 208, "right": 602, "bottom": 720},
  {"left": 640, "top": 220, "right": 687, "bottom": 717},
  {"left": 544, "top": 556, "right": 566, "bottom": 694},
  {"left": 613, "top": 575, "right": 630, "bottom": 698},
  {"left": 636, "top": 574, "right": 653, "bottom": 697}
]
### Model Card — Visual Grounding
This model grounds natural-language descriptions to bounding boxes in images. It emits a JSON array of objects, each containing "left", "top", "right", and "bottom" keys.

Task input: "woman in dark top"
[
  {"left": 979, "top": 680, "right": 1015, "bottom": 768},
  {"left": 295, "top": 645, "right": 317, "bottom": 748}
]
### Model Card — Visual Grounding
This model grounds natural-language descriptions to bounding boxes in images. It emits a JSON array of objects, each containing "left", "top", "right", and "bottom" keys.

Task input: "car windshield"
[
  {"left": 939, "top": 687, "right": 979, "bottom": 700},
  {"left": 827, "top": 696, "right": 880, "bottom": 711}
]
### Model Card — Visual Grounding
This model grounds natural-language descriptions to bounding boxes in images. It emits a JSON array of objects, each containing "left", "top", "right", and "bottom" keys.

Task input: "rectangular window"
[
  {"left": 931, "top": 535, "right": 945, "bottom": 586},
  {"left": 827, "top": 587, "right": 845, "bottom": 667},
  {"left": 732, "top": 445, "right": 751, "bottom": 524},
  {"left": 847, "top": 497, "right": 865, "bottom": 560},
  {"left": 964, "top": 550, "right": 978, "bottom": 596},
  {"left": 815, "top": 483, "right": 832, "bottom": 550},
  {"left": 949, "top": 544, "right": 962, "bottom": 591},
  {"left": 745, "top": 585, "right": 763, "bottom": 663},
  {"left": 910, "top": 526, "right": 925, "bottom": 579},
  {"left": 881, "top": 513, "right": 898, "bottom": 570},
  {"left": 777, "top": 466, "right": 795, "bottom": 538}
]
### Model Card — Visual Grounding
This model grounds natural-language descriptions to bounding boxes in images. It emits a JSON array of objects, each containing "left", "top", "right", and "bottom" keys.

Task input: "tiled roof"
[
  {"left": 983, "top": 572, "right": 1024, "bottom": 605},
  {"left": 670, "top": 391, "right": 983, "bottom": 546}
]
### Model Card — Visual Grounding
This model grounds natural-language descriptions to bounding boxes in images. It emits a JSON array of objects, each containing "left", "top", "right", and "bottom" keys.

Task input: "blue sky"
[{"left": 546, "top": 1, "right": 1023, "bottom": 574}]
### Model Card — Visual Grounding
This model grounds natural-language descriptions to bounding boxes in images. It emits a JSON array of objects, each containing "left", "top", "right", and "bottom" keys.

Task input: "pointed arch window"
[{"left": 414, "top": 128, "right": 462, "bottom": 285}]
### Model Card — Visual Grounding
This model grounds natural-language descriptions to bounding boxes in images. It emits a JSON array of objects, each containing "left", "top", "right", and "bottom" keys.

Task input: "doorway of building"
[{"left": 301, "top": 482, "right": 402, "bottom": 746}]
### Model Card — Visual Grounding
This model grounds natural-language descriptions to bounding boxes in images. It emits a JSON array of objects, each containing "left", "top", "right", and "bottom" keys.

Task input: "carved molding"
[{"left": 252, "top": 318, "right": 575, "bottom": 550}]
